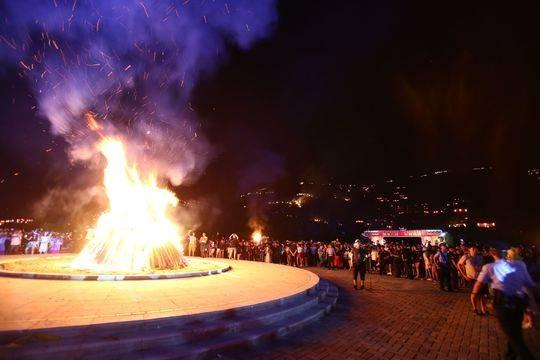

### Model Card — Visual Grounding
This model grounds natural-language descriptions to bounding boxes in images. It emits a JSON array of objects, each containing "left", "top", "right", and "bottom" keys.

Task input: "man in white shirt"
[
  {"left": 326, "top": 244, "right": 335, "bottom": 270},
  {"left": 473, "top": 248, "right": 538, "bottom": 360},
  {"left": 10, "top": 230, "right": 23, "bottom": 254}
]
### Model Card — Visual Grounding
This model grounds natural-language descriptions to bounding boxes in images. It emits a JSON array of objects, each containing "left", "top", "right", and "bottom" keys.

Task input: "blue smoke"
[{"left": 0, "top": 0, "right": 277, "bottom": 184}]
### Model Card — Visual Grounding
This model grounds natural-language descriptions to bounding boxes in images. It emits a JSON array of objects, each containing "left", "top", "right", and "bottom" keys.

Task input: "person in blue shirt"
[
  {"left": 434, "top": 244, "right": 453, "bottom": 291},
  {"left": 473, "top": 247, "right": 538, "bottom": 360}
]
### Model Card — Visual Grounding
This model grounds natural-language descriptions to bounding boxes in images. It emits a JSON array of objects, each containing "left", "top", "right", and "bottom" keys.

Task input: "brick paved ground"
[{"left": 226, "top": 268, "right": 539, "bottom": 360}]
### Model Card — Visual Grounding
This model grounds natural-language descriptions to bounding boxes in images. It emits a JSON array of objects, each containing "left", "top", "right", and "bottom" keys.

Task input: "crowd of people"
[
  {"left": 2, "top": 229, "right": 538, "bottom": 294},
  {"left": 182, "top": 232, "right": 539, "bottom": 287},
  {"left": 185, "top": 232, "right": 539, "bottom": 358},
  {"left": 1, "top": 227, "right": 538, "bottom": 358},
  {"left": 0, "top": 228, "right": 71, "bottom": 255}
]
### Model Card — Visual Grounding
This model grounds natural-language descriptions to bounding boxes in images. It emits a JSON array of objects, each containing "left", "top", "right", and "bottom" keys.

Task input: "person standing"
[
  {"left": 352, "top": 240, "right": 367, "bottom": 290},
  {"left": 334, "top": 244, "right": 343, "bottom": 269},
  {"left": 309, "top": 242, "right": 318, "bottom": 266},
  {"left": 264, "top": 244, "right": 271, "bottom": 263},
  {"left": 188, "top": 232, "right": 197, "bottom": 256},
  {"left": 285, "top": 244, "right": 294, "bottom": 266},
  {"left": 378, "top": 246, "right": 388, "bottom": 275},
  {"left": 402, "top": 245, "right": 414, "bottom": 280},
  {"left": 3, "top": 231, "right": 12, "bottom": 255},
  {"left": 430, "top": 249, "right": 439, "bottom": 282},
  {"left": 326, "top": 243, "right": 335, "bottom": 270},
  {"left": 38, "top": 232, "right": 50, "bottom": 254},
  {"left": 0, "top": 230, "right": 5, "bottom": 255},
  {"left": 25, "top": 238, "right": 37, "bottom": 254},
  {"left": 10, "top": 230, "right": 22, "bottom": 254},
  {"left": 458, "top": 246, "right": 485, "bottom": 314},
  {"left": 423, "top": 247, "right": 433, "bottom": 280},
  {"left": 302, "top": 242, "right": 308, "bottom": 267},
  {"left": 391, "top": 245, "right": 401, "bottom": 277},
  {"left": 370, "top": 246, "right": 379, "bottom": 272},
  {"left": 215, "top": 237, "right": 223, "bottom": 258},
  {"left": 183, "top": 232, "right": 191, "bottom": 256},
  {"left": 240, "top": 239, "right": 248, "bottom": 260},
  {"left": 199, "top": 232, "right": 208, "bottom": 257},
  {"left": 344, "top": 246, "right": 353, "bottom": 270},
  {"left": 317, "top": 244, "right": 325, "bottom": 267},
  {"left": 228, "top": 233, "right": 238, "bottom": 259},
  {"left": 219, "top": 236, "right": 227, "bottom": 258},
  {"left": 208, "top": 238, "right": 215, "bottom": 258},
  {"left": 473, "top": 248, "right": 538, "bottom": 360},
  {"left": 434, "top": 244, "right": 453, "bottom": 291},
  {"left": 412, "top": 246, "right": 422, "bottom": 279},
  {"left": 296, "top": 242, "right": 304, "bottom": 267},
  {"left": 272, "top": 242, "right": 281, "bottom": 264},
  {"left": 49, "top": 235, "right": 63, "bottom": 254}
]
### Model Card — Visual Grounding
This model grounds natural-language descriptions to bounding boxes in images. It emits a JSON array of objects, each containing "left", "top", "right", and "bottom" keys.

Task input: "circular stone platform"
[
  {"left": 0, "top": 255, "right": 230, "bottom": 280},
  {"left": 0, "top": 255, "right": 320, "bottom": 331}
]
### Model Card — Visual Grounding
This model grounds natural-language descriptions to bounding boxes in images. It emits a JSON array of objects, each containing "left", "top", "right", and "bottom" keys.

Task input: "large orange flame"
[
  {"left": 251, "top": 230, "right": 263, "bottom": 244},
  {"left": 72, "top": 137, "right": 186, "bottom": 272}
]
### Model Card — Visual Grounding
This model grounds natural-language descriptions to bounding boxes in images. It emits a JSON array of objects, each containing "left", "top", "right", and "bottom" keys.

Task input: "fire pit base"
[
  {"left": 0, "top": 254, "right": 230, "bottom": 280},
  {"left": 0, "top": 258, "right": 330, "bottom": 359}
]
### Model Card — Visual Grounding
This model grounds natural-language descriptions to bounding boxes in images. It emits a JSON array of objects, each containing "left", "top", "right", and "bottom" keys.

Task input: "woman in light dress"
[
  {"left": 38, "top": 233, "right": 50, "bottom": 254},
  {"left": 264, "top": 244, "right": 271, "bottom": 263}
]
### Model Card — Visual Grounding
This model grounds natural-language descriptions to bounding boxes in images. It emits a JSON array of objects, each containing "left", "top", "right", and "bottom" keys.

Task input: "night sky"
[{"left": 1, "top": 1, "right": 539, "bottom": 228}]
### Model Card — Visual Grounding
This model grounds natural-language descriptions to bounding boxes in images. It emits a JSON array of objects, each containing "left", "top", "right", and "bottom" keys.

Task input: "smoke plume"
[
  {"left": 0, "top": 0, "right": 277, "bottom": 184},
  {"left": 0, "top": 0, "right": 277, "bottom": 226}
]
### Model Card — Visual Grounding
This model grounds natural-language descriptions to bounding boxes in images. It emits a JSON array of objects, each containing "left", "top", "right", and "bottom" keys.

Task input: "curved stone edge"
[
  {"left": 0, "top": 267, "right": 321, "bottom": 337},
  {"left": 0, "top": 276, "right": 327, "bottom": 360},
  {"left": 0, "top": 261, "right": 232, "bottom": 281},
  {"left": 0, "top": 278, "right": 323, "bottom": 337}
]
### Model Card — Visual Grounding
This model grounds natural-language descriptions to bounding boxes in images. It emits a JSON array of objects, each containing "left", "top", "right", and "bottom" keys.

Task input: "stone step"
[
  {"left": 14, "top": 288, "right": 326, "bottom": 354},
  {"left": 137, "top": 284, "right": 339, "bottom": 360},
  {"left": 1, "top": 281, "right": 337, "bottom": 359},
  {"left": 0, "top": 281, "right": 324, "bottom": 346}
]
